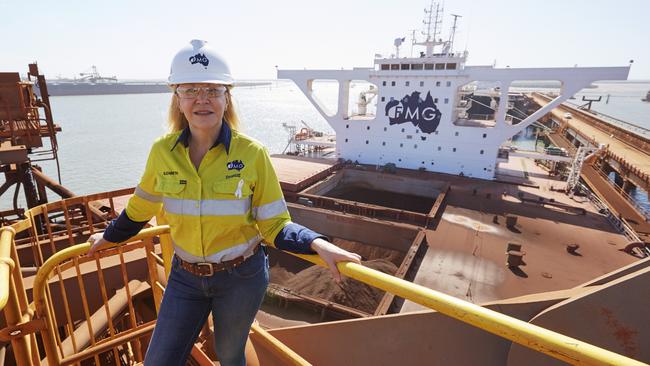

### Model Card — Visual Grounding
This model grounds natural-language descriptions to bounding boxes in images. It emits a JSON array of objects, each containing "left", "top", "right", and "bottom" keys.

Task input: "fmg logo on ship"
[{"left": 384, "top": 91, "right": 442, "bottom": 133}]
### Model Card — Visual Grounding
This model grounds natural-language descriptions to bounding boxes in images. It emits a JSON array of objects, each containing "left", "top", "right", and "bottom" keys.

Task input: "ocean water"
[{"left": 2, "top": 81, "right": 648, "bottom": 212}]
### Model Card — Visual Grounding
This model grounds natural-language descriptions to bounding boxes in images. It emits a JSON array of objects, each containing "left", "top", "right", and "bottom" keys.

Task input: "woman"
[{"left": 88, "top": 39, "right": 361, "bottom": 366}]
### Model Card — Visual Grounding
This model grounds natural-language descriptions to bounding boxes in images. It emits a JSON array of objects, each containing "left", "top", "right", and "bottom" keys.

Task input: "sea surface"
[{"left": 2, "top": 80, "right": 649, "bottom": 212}]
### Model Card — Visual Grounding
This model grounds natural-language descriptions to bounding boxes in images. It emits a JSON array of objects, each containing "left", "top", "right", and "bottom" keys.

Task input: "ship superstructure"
[{"left": 279, "top": 3, "right": 630, "bottom": 179}]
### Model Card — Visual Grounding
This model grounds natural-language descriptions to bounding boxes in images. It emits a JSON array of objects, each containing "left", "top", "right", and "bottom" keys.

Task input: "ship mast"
[{"left": 413, "top": 1, "right": 446, "bottom": 57}]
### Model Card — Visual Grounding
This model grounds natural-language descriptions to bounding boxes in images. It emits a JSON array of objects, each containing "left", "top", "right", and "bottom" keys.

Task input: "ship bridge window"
[
  {"left": 401, "top": 64, "right": 410, "bottom": 70},
  {"left": 435, "top": 63, "right": 445, "bottom": 70},
  {"left": 411, "top": 64, "right": 424, "bottom": 70},
  {"left": 425, "top": 63, "right": 434, "bottom": 70},
  {"left": 390, "top": 64, "right": 399, "bottom": 70},
  {"left": 381, "top": 64, "right": 390, "bottom": 70},
  {"left": 405, "top": 81, "right": 410, "bottom": 86},
  {"left": 444, "top": 98, "right": 449, "bottom": 104},
  {"left": 436, "top": 81, "right": 441, "bottom": 87},
  {"left": 381, "top": 96, "right": 385, "bottom": 102},
  {"left": 382, "top": 81, "right": 387, "bottom": 86},
  {"left": 419, "top": 81, "right": 424, "bottom": 87},
  {"left": 446, "top": 63, "right": 457, "bottom": 70},
  {"left": 434, "top": 98, "right": 439, "bottom": 103},
  {"left": 391, "top": 81, "right": 396, "bottom": 86}
]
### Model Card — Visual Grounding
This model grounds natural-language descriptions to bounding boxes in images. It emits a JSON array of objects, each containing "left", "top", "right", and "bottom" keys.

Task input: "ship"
[
  {"left": 1, "top": 2, "right": 649, "bottom": 366},
  {"left": 34, "top": 66, "right": 271, "bottom": 97},
  {"left": 34, "top": 65, "right": 170, "bottom": 96},
  {"left": 643, "top": 90, "right": 650, "bottom": 102}
]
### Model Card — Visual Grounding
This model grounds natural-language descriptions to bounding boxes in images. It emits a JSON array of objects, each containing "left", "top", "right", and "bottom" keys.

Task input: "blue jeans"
[{"left": 144, "top": 249, "right": 269, "bottom": 366}]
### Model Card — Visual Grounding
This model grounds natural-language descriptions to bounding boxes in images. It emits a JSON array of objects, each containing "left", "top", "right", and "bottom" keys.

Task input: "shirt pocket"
[
  {"left": 213, "top": 179, "right": 253, "bottom": 199},
  {"left": 155, "top": 177, "right": 187, "bottom": 197}
]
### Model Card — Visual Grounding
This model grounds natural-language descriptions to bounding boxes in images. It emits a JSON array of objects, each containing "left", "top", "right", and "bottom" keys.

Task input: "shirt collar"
[{"left": 171, "top": 119, "right": 232, "bottom": 154}]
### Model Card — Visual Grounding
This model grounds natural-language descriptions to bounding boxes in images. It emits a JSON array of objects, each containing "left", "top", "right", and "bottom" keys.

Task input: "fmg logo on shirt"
[
  {"left": 227, "top": 160, "right": 245, "bottom": 171},
  {"left": 384, "top": 91, "right": 442, "bottom": 133}
]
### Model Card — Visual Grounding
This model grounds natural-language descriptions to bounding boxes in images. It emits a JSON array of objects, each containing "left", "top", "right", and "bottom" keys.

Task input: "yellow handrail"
[
  {"left": 292, "top": 253, "right": 648, "bottom": 366},
  {"left": 0, "top": 226, "right": 17, "bottom": 310},
  {"left": 32, "top": 226, "right": 171, "bottom": 366}
]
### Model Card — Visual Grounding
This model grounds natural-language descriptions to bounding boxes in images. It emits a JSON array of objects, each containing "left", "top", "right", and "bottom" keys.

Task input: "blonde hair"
[{"left": 167, "top": 86, "right": 240, "bottom": 132}]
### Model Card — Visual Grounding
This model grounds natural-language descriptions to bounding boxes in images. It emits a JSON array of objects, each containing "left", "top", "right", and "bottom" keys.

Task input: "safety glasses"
[{"left": 175, "top": 86, "right": 228, "bottom": 99}]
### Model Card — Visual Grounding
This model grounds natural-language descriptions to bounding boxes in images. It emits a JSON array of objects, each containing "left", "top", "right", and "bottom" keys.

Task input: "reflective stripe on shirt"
[
  {"left": 253, "top": 198, "right": 288, "bottom": 220},
  {"left": 134, "top": 186, "right": 163, "bottom": 203},
  {"left": 163, "top": 197, "right": 251, "bottom": 216}
]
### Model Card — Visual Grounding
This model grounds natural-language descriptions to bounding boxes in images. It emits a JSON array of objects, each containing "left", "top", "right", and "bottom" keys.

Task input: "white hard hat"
[{"left": 168, "top": 39, "right": 234, "bottom": 85}]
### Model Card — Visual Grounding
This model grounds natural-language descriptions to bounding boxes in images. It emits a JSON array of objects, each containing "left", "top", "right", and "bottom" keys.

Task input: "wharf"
[{"left": 532, "top": 93, "right": 650, "bottom": 179}]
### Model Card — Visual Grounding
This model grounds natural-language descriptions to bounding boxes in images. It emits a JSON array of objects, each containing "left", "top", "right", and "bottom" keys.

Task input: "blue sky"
[{"left": 2, "top": 0, "right": 648, "bottom": 80}]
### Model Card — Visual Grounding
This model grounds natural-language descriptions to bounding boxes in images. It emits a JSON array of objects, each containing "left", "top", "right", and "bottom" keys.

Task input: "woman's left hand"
[{"left": 310, "top": 238, "right": 362, "bottom": 283}]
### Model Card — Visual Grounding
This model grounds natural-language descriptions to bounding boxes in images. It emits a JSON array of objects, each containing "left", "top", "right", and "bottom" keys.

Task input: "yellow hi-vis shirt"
[{"left": 124, "top": 126, "right": 290, "bottom": 263}]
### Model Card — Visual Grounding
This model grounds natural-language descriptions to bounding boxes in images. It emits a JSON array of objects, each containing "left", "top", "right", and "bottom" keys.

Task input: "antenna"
[
  {"left": 423, "top": 2, "right": 443, "bottom": 43},
  {"left": 447, "top": 14, "right": 462, "bottom": 55},
  {"left": 409, "top": 29, "right": 417, "bottom": 57}
]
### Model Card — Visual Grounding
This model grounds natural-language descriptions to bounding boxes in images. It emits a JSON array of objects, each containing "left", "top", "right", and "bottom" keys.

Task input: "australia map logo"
[
  {"left": 189, "top": 53, "right": 210, "bottom": 68},
  {"left": 227, "top": 160, "right": 245, "bottom": 171},
  {"left": 384, "top": 91, "right": 442, "bottom": 133}
]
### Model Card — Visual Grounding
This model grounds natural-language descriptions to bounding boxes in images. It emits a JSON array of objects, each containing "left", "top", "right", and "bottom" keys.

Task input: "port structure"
[
  {"left": 0, "top": 64, "right": 67, "bottom": 224},
  {"left": 531, "top": 92, "right": 650, "bottom": 245}
]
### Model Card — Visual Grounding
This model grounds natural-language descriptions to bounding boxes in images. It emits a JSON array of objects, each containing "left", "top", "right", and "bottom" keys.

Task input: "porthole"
[
  {"left": 480, "top": 150, "right": 484, "bottom": 154},
  {"left": 346, "top": 124, "right": 349, "bottom": 128},
  {"left": 382, "top": 81, "right": 386, "bottom": 86},
  {"left": 400, "top": 143, "right": 403, "bottom": 148},
  {"left": 382, "top": 142, "right": 386, "bottom": 146},
  {"left": 454, "top": 131, "right": 459, "bottom": 136},
  {"left": 391, "top": 81, "right": 396, "bottom": 86},
  {"left": 381, "top": 96, "right": 385, "bottom": 102},
  {"left": 420, "top": 81, "right": 424, "bottom": 87},
  {"left": 345, "top": 138, "right": 348, "bottom": 142},
  {"left": 367, "top": 126, "right": 370, "bottom": 130},
  {"left": 482, "top": 133, "right": 487, "bottom": 138},
  {"left": 405, "top": 81, "right": 410, "bottom": 86},
  {"left": 365, "top": 140, "right": 369, "bottom": 144},
  {"left": 453, "top": 147, "right": 457, "bottom": 152}
]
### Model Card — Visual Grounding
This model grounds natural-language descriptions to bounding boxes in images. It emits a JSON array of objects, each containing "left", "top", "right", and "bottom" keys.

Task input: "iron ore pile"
[{"left": 270, "top": 259, "right": 398, "bottom": 313}]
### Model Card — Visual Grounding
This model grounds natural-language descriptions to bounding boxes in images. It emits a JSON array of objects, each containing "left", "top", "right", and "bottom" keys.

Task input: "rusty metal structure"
[{"left": 0, "top": 64, "right": 65, "bottom": 224}]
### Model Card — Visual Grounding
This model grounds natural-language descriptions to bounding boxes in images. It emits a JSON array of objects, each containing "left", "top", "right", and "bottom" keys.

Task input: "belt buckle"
[{"left": 197, "top": 262, "right": 214, "bottom": 276}]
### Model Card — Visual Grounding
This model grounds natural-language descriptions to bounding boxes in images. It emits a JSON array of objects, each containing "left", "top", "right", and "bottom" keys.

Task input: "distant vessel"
[
  {"left": 34, "top": 65, "right": 271, "bottom": 96},
  {"left": 642, "top": 90, "right": 650, "bottom": 102},
  {"left": 34, "top": 65, "right": 170, "bottom": 96}
]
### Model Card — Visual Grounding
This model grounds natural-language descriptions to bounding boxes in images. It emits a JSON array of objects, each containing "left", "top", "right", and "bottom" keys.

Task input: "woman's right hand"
[{"left": 86, "top": 232, "right": 113, "bottom": 257}]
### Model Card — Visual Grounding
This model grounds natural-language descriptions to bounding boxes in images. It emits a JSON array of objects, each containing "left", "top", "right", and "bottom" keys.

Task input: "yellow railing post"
[
  {"left": 32, "top": 225, "right": 171, "bottom": 366},
  {"left": 292, "top": 253, "right": 649, "bottom": 366},
  {"left": 1, "top": 226, "right": 38, "bottom": 366}
]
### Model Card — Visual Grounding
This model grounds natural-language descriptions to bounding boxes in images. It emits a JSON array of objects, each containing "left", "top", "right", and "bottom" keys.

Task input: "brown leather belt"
[{"left": 175, "top": 245, "right": 261, "bottom": 277}]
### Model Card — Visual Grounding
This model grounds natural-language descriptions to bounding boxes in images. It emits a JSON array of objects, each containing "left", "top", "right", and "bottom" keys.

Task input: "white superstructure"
[{"left": 278, "top": 3, "right": 630, "bottom": 180}]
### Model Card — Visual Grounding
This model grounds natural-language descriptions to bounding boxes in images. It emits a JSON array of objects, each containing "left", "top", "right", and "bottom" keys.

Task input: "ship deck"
[{"left": 272, "top": 154, "right": 637, "bottom": 314}]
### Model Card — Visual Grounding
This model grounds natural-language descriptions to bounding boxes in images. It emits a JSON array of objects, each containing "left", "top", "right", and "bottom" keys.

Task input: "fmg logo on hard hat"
[
  {"left": 189, "top": 53, "right": 210, "bottom": 67},
  {"left": 385, "top": 91, "right": 442, "bottom": 133}
]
